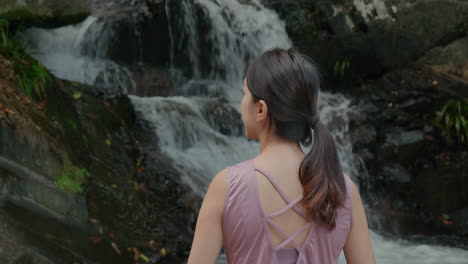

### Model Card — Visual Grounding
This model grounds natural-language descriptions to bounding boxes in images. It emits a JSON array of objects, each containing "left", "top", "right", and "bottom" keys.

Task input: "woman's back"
[
  {"left": 187, "top": 48, "right": 375, "bottom": 264},
  {"left": 222, "top": 157, "right": 353, "bottom": 264}
]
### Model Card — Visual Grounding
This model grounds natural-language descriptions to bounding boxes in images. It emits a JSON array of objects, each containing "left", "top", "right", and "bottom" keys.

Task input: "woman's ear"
[{"left": 256, "top": 99, "right": 269, "bottom": 122}]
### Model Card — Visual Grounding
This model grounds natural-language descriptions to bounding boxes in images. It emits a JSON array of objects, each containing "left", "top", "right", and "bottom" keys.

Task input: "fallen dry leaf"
[
  {"left": 111, "top": 242, "right": 121, "bottom": 255},
  {"left": 37, "top": 101, "right": 47, "bottom": 110},
  {"left": 89, "top": 236, "right": 102, "bottom": 244},
  {"left": 132, "top": 247, "right": 141, "bottom": 262}
]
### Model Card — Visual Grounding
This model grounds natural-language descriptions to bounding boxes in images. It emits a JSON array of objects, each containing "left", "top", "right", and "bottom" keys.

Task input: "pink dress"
[{"left": 222, "top": 159, "right": 353, "bottom": 264}]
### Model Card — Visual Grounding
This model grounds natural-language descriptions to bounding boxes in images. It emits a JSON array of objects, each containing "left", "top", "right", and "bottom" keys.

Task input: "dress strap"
[
  {"left": 254, "top": 167, "right": 307, "bottom": 218},
  {"left": 274, "top": 222, "right": 313, "bottom": 251}
]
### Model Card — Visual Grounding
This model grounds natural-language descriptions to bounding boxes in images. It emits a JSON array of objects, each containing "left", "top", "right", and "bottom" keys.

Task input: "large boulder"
[
  {"left": 0, "top": 0, "right": 90, "bottom": 28},
  {"left": 94, "top": 0, "right": 172, "bottom": 68},
  {"left": 0, "top": 49, "right": 198, "bottom": 263},
  {"left": 348, "top": 54, "right": 468, "bottom": 246},
  {"left": 419, "top": 37, "right": 468, "bottom": 84},
  {"left": 263, "top": 0, "right": 468, "bottom": 93}
]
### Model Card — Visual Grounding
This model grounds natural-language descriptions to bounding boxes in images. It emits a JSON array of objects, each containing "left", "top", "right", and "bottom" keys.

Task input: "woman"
[{"left": 187, "top": 48, "right": 376, "bottom": 264}]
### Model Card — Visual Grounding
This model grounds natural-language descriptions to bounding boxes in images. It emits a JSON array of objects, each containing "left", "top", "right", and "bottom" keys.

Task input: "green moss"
[
  {"left": 55, "top": 168, "right": 91, "bottom": 193},
  {"left": 0, "top": 18, "right": 51, "bottom": 99}
]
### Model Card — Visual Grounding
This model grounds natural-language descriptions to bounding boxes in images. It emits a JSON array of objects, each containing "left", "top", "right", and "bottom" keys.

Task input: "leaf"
[
  {"left": 160, "top": 248, "right": 167, "bottom": 256},
  {"left": 455, "top": 115, "right": 461, "bottom": 138},
  {"left": 136, "top": 156, "right": 144, "bottom": 167},
  {"left": 444, "top": 115, "right": 451, "bottom": 129},
  {"left": 140, "top": 254, "right": 149, "bottom": 263},
  {"left": 149, "top": 240, "right": 159, "bottom": 251},
  {"left": 37, "top": 100, "right": 47, "bottom": 109},
  {"left": 111, "top": 242, "right": 121, "bottom": 255},
  {"left": 438, "top": 103, "right": 449, "bottom": 122},
  {"left": 105, "top": 139, "right": 111, "bottom": 146},
  {"left": 85, "top": 113, "right": 98, "bottom": 120},
  {"left": 132, "top": 247, "right": 140, "bottom": 262},
  {"left": 438, "top": 215, "right": 454, "bottom": 225},
  {"left": 89, "top": 236, "right": 102, "bottom": 244},
  {"left": 72, "top": 91, "right": 82, "bottom": 100}
]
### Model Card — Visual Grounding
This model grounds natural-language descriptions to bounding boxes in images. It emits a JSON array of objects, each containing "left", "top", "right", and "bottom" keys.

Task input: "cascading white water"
[
  {"left": 18, "top": 16, "right": 135, "bottom": 93},
  {"left": 19, "top": 0, "right": 468, "bottom": 262},
  {"left": 129, "top": 95, "right": 258, "bottom": 195},
  {"left": 193, "top": 0, "right": 291, "bottom": 93},
  {"left": 127, "top": 0, "right": 293, "bottom": 198}
]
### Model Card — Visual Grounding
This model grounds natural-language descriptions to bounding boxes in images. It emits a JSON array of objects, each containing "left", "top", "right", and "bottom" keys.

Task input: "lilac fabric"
[{"left": 222, "top": 159, "right": 353, "bottom": 264}]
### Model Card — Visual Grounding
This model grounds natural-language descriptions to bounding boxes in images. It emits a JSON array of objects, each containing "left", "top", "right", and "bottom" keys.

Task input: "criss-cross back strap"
[
  {"left": 274, "top": 222, "right": 313, "bottom": 251},
  {"left": 265, "top": 217, "right": 300, "bottom": 248},
  {"left": 254, "top": 167, "right": 313, "bottom": 251},
  {"left": 254, "top": 167, "right": 307, "bottom": 219}
]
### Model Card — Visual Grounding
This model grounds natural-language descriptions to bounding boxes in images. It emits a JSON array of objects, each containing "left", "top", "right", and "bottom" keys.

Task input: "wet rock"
[
  {"left": 200, "top": 98, "right": 243, "bottom": 137},
  {"left": 419, "top": 37, "right": 468, "bottom": 85},
  {"left": 264, "top": 0, "right": 468, "bottom": 92},
  {"left": 130, "top": 65, "right": 173, "bottom": 97},
  {"left": 415, "top": 166, "right": 468, "bottom": 213},
  {"left": 349, "top": 63, "right": 468, "bottom": 242},
  {"left": 91, "top": 0, "right": 172, "bottom": 68},
  {"left": 382, "top": 164, "right": 412, "bottom": 184},
  {"left": 0, "top": 51, "right": 196, "bottom": 262},
  {"left": 176, "top": 80, "right": 226, "bottom": 98},
  {"left": 0, "top": 0, "right": 90, "bottom": 28}
]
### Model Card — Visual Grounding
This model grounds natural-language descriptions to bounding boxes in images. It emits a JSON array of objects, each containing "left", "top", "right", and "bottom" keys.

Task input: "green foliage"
[
  {"left": 334, "top": 58, "right": 350, "bottom": 77},
  {"left": 0, "top": 18, "right": 51, "bottom": 99},
  {"left": 55, "top": 168, "right": 91, "bottom": 193},
  {"left": 435, "top": 98, "right": 468, "bottom": 144}
]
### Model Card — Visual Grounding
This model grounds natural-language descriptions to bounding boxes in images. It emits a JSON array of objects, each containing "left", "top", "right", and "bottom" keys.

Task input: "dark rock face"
[
  {"left": 419, "top": 37, "right": 468, "bottom": 86},
  {"left": 0, "top": 0, "right": 91, "bottom": 28},
  {"left": 91, "top": 0, "right": 172, "bottom": 68},
  {"left": 130, "top": 65, "right": 173, "bottom": 97},
  {"left": 349, "top": 62, "right": 468, "bottom": 246},
  {"left": 263, "top": 0, "right": 468, "bottom": 93},
  {"left": 0, "top": 51, "right": 198, "bottom": 263},
  {"left": 200, "top": 98, "right": 244, "bottom": 137}
]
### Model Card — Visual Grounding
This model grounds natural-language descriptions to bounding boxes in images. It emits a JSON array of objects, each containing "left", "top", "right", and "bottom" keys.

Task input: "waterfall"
[
  {"left": 19, "top": 17, "right": 135, "bottom": 94},
  {"left": 18, "top": 0, "right": 468, "bottom": 263}
]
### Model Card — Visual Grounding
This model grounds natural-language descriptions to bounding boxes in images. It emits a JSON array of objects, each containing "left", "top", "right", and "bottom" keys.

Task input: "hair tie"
[
  {"left": 308, "top": 115, "right": 320, "bottom": 129},
  {"left": 307, "top": 115, "right": 320, "bottom": 146}
]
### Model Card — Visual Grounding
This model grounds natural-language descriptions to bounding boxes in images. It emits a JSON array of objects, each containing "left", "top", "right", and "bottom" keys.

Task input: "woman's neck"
[{"left": 258, "top": 131, "right": 305, "bottom": 160}]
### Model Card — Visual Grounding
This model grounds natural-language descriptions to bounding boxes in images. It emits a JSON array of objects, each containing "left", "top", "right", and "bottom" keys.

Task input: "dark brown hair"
[{"left": 245, "top": 48, "right": 347, "bottom": 230}]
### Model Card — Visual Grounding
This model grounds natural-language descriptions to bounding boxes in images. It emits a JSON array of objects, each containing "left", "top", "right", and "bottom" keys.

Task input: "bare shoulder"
[
  {"left": 202, "top": 167, "right": 229, "bottom": 213},
  {"left": 208, "top": 167, "right": 228, "bottom": 193},
  {"left": 348, "top": 179, "right": 362, "bottom": 208}
]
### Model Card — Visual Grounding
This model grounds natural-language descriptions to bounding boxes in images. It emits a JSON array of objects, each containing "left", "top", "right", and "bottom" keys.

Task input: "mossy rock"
[{"left": 0, "top": 0, "right": 90, "bottom": 29}]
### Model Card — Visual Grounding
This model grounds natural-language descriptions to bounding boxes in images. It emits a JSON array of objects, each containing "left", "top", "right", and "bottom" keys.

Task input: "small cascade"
[{"left": 19, "top": 16, "right": 135, "bottom": 94}]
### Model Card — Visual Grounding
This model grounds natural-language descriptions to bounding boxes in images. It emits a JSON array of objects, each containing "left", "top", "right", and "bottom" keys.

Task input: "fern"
[
  {"left": 0, "top": 19, "right": 51, "bottom": 99},
  {"left": 435, "top": 99, "right": 468, "bottom": 144}
]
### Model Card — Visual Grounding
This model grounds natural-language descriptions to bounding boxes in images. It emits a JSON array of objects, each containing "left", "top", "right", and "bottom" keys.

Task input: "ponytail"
[{"left": 299, "top": 118, "right": 347, "bottom": 230}]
